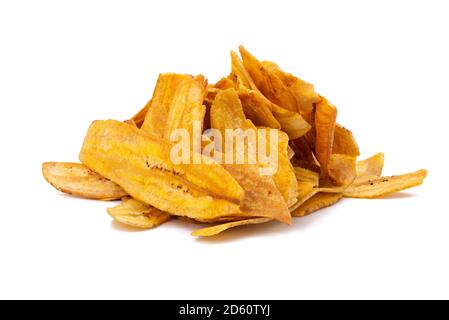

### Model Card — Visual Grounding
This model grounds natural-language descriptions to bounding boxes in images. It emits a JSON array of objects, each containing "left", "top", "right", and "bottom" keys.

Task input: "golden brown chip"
[
  {"left": 238, "top": 86, "right": 281, "bottom": 129},
  {"left": 239, "top": 46, "right": 298, "bottom": 112},
  {"left": 223, "top": 164, "right": 291, "bottom": 224},
  {"left": 314, "top": 97, "right": 337, "bottom": 180},
  {"left": 211, "top": 89, "right": 298, "bottom": 208},
  {"left": 333, "top": 124, "right": 360, "bottom": 156},
  {"left": 239, "top": 87, "right": 310, "bottom": 139},
  {"left": 328, "top": 154, "right": 357, "bottom": 187},
  {"left": 80, "top": 120, "right": 244, "bottom": 221},
  {"left": 355, "top": 153, "right": 385, "bottom": 182},
  {"left": 141, "top": 73, "right": 207, "bottom": 140},
  {"left": 230, "top": 50, "right": 257, "bottom": 89},
  {"left": 107, "top": 198, "right": 171, "bottom": 229},
  {"left": 294, "top": 166, "right": 320, "bottom": 187},
  {"left": 191, "top": 218, "right": 272, "bottom": 237},
  {"left": 261, "top": 60, "right": 320, "bottom": 120},
  {"left": 130, "top": 100, "right": 151, "bottom": 128},
  {"left": 42, "top": 162, "right": 127, "bottom": 200},
  {"left": 343, "top": 169, "right": 427, "bottom": 198},
  {"left": 291, "top": 193, "right": 343, "bottom": 217}
]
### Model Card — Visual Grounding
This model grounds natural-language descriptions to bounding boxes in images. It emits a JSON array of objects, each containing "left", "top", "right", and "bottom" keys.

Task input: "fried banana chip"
[
  {"left": 107, "top": 198, "right": 171, "bottom": 229},
  {"left": 261, "top": 60, "right": 320, "bottom": 120},
  {"left": 239, "top": 85, "right": 310, "bottom": 139},
  {"left": 130, "top": 100, "right": 151, "bottom": 128},
  {"left": 239, "top": 46, "right": 298, "bottom": 112},
  {"left": 328, "top": 154, "right": 357, "bottom": 187},
  {"left": 343, "top": 169, "right": 427, "bottom": 198},
  {"left": 230, "top": 51, "right": 310, "bottom": 139},
  {"left": 230, "top": 50, "right": 257, "bottom": 89},
  {"left": 294, "top": 167, "right": 320, "bottom": 187},
  {"left": 223, "top": 164, "right": 291, "bottom": 224},
  {"left": 315, "top": 97, "right": 338, "bottom": 180},
  {"left": 291, "top": 193, "right": 343, "bottom": 217},
  {"left": 191, "top": 218, "right": 272, "bottom": 237},
  {"left": 211, "top": 89, "right": 298, "bottom": 208},
  {"left": 80, "top": 120, "right": 244, "bottom": 220},
  {"left": 333, "top": 124, "right": 360, "bottom": 156},
  {"left": 141, "top": 73, "right": 207, "bottom": 140},
  {"left": 355, "top": 152, "right": 385, "bottom": 182},
  {"left": 42, "top": 162, "right": 127, "bottom": 200},
  {"left": 238, "top": 86, "right": 281, "bottom": 129}
]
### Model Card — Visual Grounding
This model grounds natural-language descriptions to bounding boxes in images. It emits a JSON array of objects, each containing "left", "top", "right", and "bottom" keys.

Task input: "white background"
[{"left": 0, "top": 0, "right": 448, "bottom": 300}]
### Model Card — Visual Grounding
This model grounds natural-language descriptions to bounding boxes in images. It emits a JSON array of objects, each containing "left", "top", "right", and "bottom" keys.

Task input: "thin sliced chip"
[
  {"left": 107, "top": 198, "right": 171, "bottom": 229},
  {"left": 223, "top": 164, "right": 291, "bottom": 224},
  {"left": 343, "top": 169, "right": 427, "bottom": 198},
  {"left": 328, "top": 154, "right": 357, "bottom": 186},
  {"left": 229, "top": 51, "right": 310, "bottom": 139},
  {"left": 239, "top": 46, "right": 298, "bottom": 112},
  {"left": 355, "top": 153, "right": 385, "bottom": 182},
  {"left": 130, "top": 100, "right": 151, "bottom": 128},
  {"left": 230, "top": 50, "right": 257, "bottom": 89},
  {"left": 211, "top": 89, "right": 298, "bottom": 208},
  {"left": 191, "top": 218, "right": 272, "bottom": 237},
  {"left": 141, "top": 73, "right": 207, "bottom": 141},
  {"left": 80, "top": 120, "right": 244, "bottom": 221},
  {"left": 261, "top": 60, "right": 320, "bottom": 120},
  {"left": 238, "top": 86, "right": 281, "bottom": 129},
  {"left": 294, "top": 167, "right": 320, "bottom": 186},
  {"left": 315, "top": 97, "right": 337, "bottom": 180},
  {"left": 42, "top": 162, "right": 127, "bottom": 200},
  {"left": 291, "top": 192, "right": 343, "bottom": 217},
  {"left": 333, "top": 124, "right": 360, "bottom": 156}
]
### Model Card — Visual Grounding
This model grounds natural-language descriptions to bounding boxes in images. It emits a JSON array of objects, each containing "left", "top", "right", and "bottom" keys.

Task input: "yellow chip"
[
  {"left": 192, "top": 218, "right": 272, "bottom": 237},
  {"left": 42, "top": 162, "right": 127, "bottom": 200},
  {"left": 291, "top": 193, "right": 343, "bottom": 217},
  {"left": 108, "top": 198, "right": 171, "bottom": 229},
  {"left": 343, "top": 169, "right": 427, "bottom": 198}
]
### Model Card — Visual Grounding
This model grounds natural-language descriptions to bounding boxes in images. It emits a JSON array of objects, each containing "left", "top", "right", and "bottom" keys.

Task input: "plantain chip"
[
  {"left": 191, "top": 218, "right": 272, "bottom": 237},
  {"left": 333, "top": 124, "right": 360, "bottom": 156},
  {"left": 230, "top": 50, "right": 257, "bottom": 89},
  {"left": 42, "top": 162, "right": 127, "bottom": 200},
  {"left": 211, "top": 89, "right": 298, "bottom": 208},
  {"left": 238, "top": 86, "right": 281, "bottom": 129},
  {"left": 239, "top": 46, "right": 298, "bottom": 112},
  {"left": 80, "top": 120, "right": 244, "bottom": 221},
  {"left": 141, "top": 73, "right": 207, "bottom": 140},
  {"left": 315, "top": 97, "right": 338, "bottom": 180},
  {"left": 294, "top": 166, "right": 320, "bottom": 187},
  {"left": 223, "top": 164, "right": 291, "bottom": 224},
  {"left": 107, "top": 198, "right": 171, "bottom": 229},
  {"left": 343, "top": 169, "right": 427, "bottom": 198},
  {"left": 261, "top": 60, "right": 320, "bottom": 120},
  {"left": 291, "top": 192, "right": 343, "bottom": 217},
  {"left": 130, "top": 99, "right": 151, "bottom": 128},
  {"left": 328, "top": 154, "right": 357, "bottom": 187},
  {"left": 230, "top": 51, "right": 310, "bottom": 139},
  {"left": 355, "top": 152, "right": 385, "bottom": 182}
]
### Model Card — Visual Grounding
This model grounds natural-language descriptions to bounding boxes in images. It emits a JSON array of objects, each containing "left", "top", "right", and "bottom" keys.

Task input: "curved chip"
[
  {"left": 191, "top": 218, "right": 272, "bottom": 237},
  {"left": 328, "top": 154, "right": 357, "bottom": 187},
  {"left": 355, "top": 153, "right": 385, "bottom": 182},
  {"left": 80, "top": 120, "right": 244, "bottom": 221},
  {"left": 239, "top": 46, "right": 298, "bottom": 112},
  {"left": 261, "top": 60, "right": 320, "bottom": 120},
  {"left": 315, "top": 97, "right": 338, "bottom": 180},
  {"left": 291, "top": 193, "right": 343, "bottom": 217},
  {"left": 343, "top": 169, "right": 427, "bottom": 198},
  {"left": 108, "top": 198, "right": 171, "bottom": 229},
  {"left": 333, "top": 124, "right": 360, "bottom": 156},
  {"left": 42, "top": 162, "right": 127, "bottom": 200}
]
